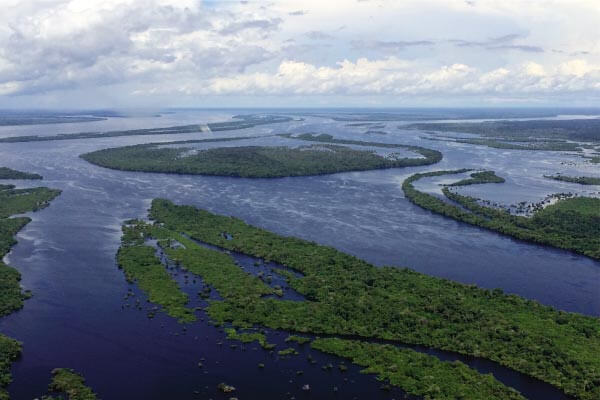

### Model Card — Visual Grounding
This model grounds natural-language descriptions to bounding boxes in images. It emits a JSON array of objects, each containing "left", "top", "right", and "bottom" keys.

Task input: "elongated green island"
[
  {"left": 117, "top": 199, "right": 600, "bottom": 400},
  {"left": 446, "top": 170, "right": 505, "bottom": 186},
  {"left": 0, "top": 115, "right": 292, "bottom": 143},
  {"left": 81, "top": 134, "right": 442, "bottom": 178},
  {"left": 408, "top": 119, "right": 600, "bottom": 151},
  {"left": 42, "top": 368, "right": 98, "bottom": 400},
  {"left": 544, "top": 174, "right": 600, "bottom": 185},
  {"left": 402, "top": 170, "right": 600, "bottom": 259},
  {"left": 281, "top": 133, "right": 443, "bottom": 165},
  {"left": 0, "top": 172, "right": 61, "bottom": 400},
  {"left": 0, "top": 167, "right": 42, "bottom": 180}
]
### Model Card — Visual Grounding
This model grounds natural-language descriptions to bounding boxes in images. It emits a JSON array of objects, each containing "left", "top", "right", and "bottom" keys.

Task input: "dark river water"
[{"left": 0, "top": 109, "right": 598, "bottom": 399}]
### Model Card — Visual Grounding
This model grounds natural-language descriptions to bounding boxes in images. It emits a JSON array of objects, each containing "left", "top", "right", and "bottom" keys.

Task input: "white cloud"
[
  {"left": 191, "top": 57, "right": 600, "bottom": 99},
  {"left": 0, "top": 0, "right": 599, "bottom": 106}
]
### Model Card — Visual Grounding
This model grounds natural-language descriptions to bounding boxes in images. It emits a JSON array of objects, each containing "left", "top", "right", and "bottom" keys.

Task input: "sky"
[{"left": 0, "top": 0, "right": 599, "bottom": 108}]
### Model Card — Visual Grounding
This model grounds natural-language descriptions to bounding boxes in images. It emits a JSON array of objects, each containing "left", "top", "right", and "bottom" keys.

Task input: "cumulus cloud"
[
  {"left": 196, "top": 57, "right": 600, "bottom": 99},
  {"left": 0, "top": 0, "right": 281, "bottom": 96}
]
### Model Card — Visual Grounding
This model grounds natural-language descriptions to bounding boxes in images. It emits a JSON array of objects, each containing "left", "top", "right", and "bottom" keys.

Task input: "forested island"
[
  {"left": 0, "top": 167, "right": 42, "bottom": 180},
  {"left": 280, "top": 133, "right": 443, "bottom": 165},
  {"left": 80, "top": 136, "right": 442, "bottom": 178},
  {"left": 41, "top": 368, "right": 98, "bottom": 400},
  {"left": 0, "top": 171, "right": 61, "bottom": 399},
  {"left": 298, "top": 109, "right": 593, "bottom": 122},
  {"left": 544, "top": 174, "right": 600, "bottom": 185},
  {"left": 408, "top": 119, "right": 600, "bottom": 142},
  {"left": 0, "top": 113, "right": 106, "bottom": 127},
  {"left": 445, "top": 170, "right": 506, "bottom": 186},
  {"left": 424, "top": 136, "right": 582, "bottom": 151},
  {"left": 402, "top": 170, "right": 600, "bottom": 259},
  {"left": 0, "top": 115, "right": 291, "bottom": 143},
  {"left": 116, "top": 199, "right": 600, "bottom": 400},
  {"left": 410, "top": 119, "right": 600, "bottom": 151}
]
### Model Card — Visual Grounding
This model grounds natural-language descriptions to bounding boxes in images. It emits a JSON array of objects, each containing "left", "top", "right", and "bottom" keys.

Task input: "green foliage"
[
  {"left": 0, "top": 179, "right": 60, "bottom": 399},
  {"left": 0, "top": 336, "right": 21, "bottom": 400},
  {"left": 544, "top": 174, "right": 600, "bottom": 185},
  {"left": 312, "top": 338, "right": 524, "bottom": 400},
  {"left": 403, "top": 170, "right": 600, "bottom": 260},
  {"left": 408, "top": 119, "right": 600, "bottom": 142},
  {"left": 0, "top": 218, "right": 31, "bottom": 314},
  {"left": 0, "top": 167, "right": 42, "bottom": 180},
  {"left": 451, "top": 138, "right": 581, "bottom": 151},
  {"left": 0, "top": 187, "right": 61, "bottom": 218},
  {"left": 82, "top": 138, "right": 442, "bottom": 178},
  {"left": 148, "top": 225, "right": 274, "bottom": 303},
  {"left": 118, "top": 226, "right": 195, "bottom": 324},
  {"left": 277, "top": 348, "right": 299, "bottom": 356},
  {"left": 44, "top": 368, "right": 98, "bottom": 400},
  {"left": 0, "top": 257, "right": 28, "bottom": 317},
  {"left": 447, "top": 171, "right": 505, "bottom": 186},
  {"left": 225, "top": 328, "right": 276, "bottom": 350},
  {"left": 285, "top": 335, "right": 311, "bottom": 344},
  {"left": 138, "top": 198, "right": 600, "bottom": 400},
  {"left": 283, "top": 133, "right": 443, "bottom": 166}
]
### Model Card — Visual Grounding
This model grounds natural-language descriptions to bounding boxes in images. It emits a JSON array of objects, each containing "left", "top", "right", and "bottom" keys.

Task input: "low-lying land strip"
[
  {"left": 43, "top": 368, "right": 98, "bottom": 400},
  {"left": 0, "top": 173, "right": 61, "bottom": 400},
  {"left": 116, "top": 198, "right": 600, "bottom": 400},
  {"left": 544, "top": 174, "right": 600, "bottom": 185},
  {"left": 281, "top": 133, "right": 443, "bottom": 165},
  {"left": 410, "top": 119, "right": 600, "bottom": 151},
  {"left": 446, "top": 170, "right": 505, "bottom": 186},
  {"left": 81, "top": 134, "right": 442, "bottom": 178},
  {"left": 312, "top": 338, "right": 523, "bottom": 400},
  {"left": 403, "top": 170, "right": 600, "bottom": 260},
  {"left": 0, "top": 115, "right": 291, "bottom": 143},
  {"left": 408, "top": 119, "right": 600, "bottom": 142},
  {"left": 0, "top": 167, "right": 42, "bottom": 180}
]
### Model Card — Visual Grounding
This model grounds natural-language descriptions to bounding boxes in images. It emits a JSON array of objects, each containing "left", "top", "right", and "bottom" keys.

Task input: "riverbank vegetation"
[
  {"left": 403, "top": 170, "right": 600, "bottom": 260},
  {"left": 408, "top": 119, "right": 600, "bottom": 142},
  {"left": 224, "top": 328, "right": 276, "bottom": 350},
  {"left": 82, "top": 137, "right": 442, "bottom": 178},
  {"left": 43, "top": 368, "right": 98, "bottom": 400},
  {"left": 312, "top": 338, "right": 524, "bottom": 400},
  {"left": 446, "top": 170, "right": 505, "bottom": 186},
  {"left": 0, "top": 167, "right": 42, "bottom": 180},
  {"left": 544, "top": 174, "right": 600, "bottom": 185},
  {"left": 0, "top": 337, "right": 20, "bottom": 400},
  {"left": 410, "top": 119, "right": 600, "bottom": 152},
  {"left": 117, "top": 230, "right": 195, "bottom": 324},
  {"left": 117, "top": 199, "right": 600, "bottom": 400},
  {"left": 281, "top": 133, "right": 443, "bottom": 166},
  {"left": 0, "top": 178, "right": 61, "bottom": 399}
]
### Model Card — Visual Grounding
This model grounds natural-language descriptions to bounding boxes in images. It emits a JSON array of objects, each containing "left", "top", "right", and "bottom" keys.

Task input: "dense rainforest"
[
  {"left": 407, "top": 119, "right": 600, "bottom": 142},
  {"left": 116, "top": 199, "right": 600, "bottom": 400},
  {"left": 402, "top": 170, "right": 600, "bottom": 260},
  {"left": 81, "top": 136, "right": 442, "bottom": 178}
]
